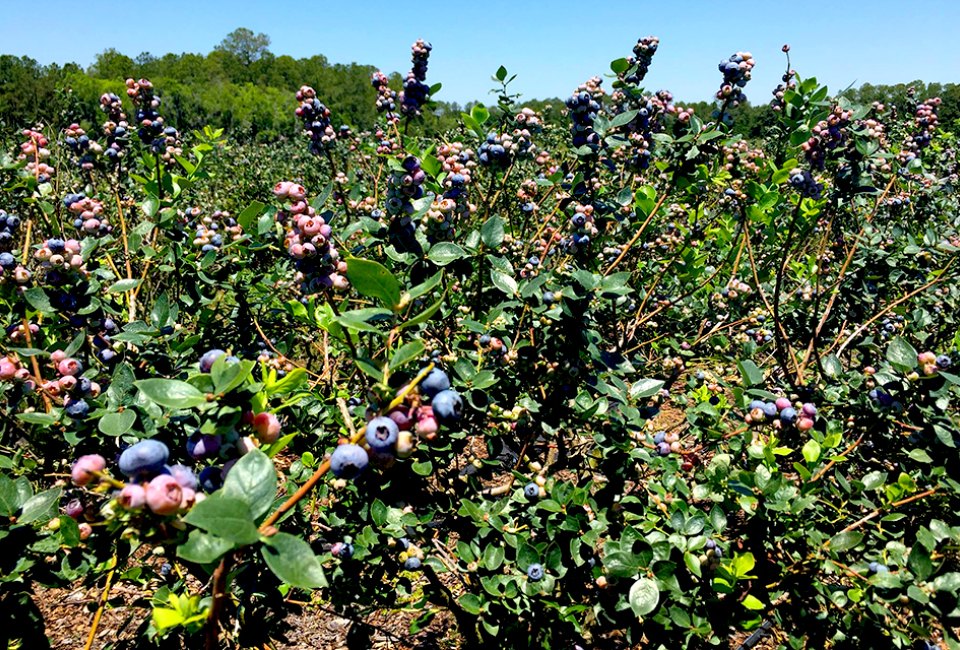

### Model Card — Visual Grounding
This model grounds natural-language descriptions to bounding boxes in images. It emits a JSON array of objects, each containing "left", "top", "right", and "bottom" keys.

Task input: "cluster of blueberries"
[
  {"left": 802, "top": 107, "right": 853, "bottom": 170},
  {"left": 188, "top": 208, "right": 242, "bottom": 255},
  {"left": 789, "top": 168, "right": 824, "bottom": 200},
  {"left": 370, "top": 71, "right": 399, "bottom": 124},
  {"left": 900, "top": 97, "right": 941, "bottom": 164},
  {"left": 125, "top": 78, "right": 181, "bottom": 163},
  {"left": 295, "top": 86, "right": 337, "bottom": 156},
  {"left": 384, "top": 156, "right": 427, "bottom": 253},
  {"left": 64, "top": 192, "right": 112, "bottom": 236},
  {"left": 563, "top": 202, "right": 598, "bottom": 253},
  {"left": 98, "top": 92, "right": 130, "bottom": 165},
  {"left": 478, "top": 132, "right": 513, "bottom": 169},
  {"left": 18, "top": 129, "right": 55, "bottom": 183},
  {"left": 0, "top": 209, "right": 21, "bottom": 249},
  {"left": 67, "top": 349, "right": 286, "bottom": 531},
  {"left": 716, "top": 52, "right": 755, "bottom": 106},
  {"left": 62, "top": 123, "right": 102, "bottom": 172},
  {"left": 329, "top": 368, "right": 463, "bottom": 480},
  {"left": 622, "top": 35, "right": 659, "bottom": 86},
  {"left": 399, "top": 40, "right": 433, "bottom": 118},
  {"left": 565, "top": 83, "right": 603, "bottom": 152},
  {"left": 275, "top": 181, "right": 349, "bottom": 294},
  {"left": 46, "top": 351, "right": 103, "bottom": 420},
  {"left": 745, "top": 397, "right": 818, "bottom": 431}
]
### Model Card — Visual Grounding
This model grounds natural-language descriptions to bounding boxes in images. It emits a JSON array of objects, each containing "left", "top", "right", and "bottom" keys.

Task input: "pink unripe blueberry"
[
  {"left": 65, "top": 498, "right": 84, "bottom": 519},
  {"left": 57, "top": 358, "right": 82, "bottom": 376},
  {"left": 797, "top": 417, "right": 814, "bottom": 431},
  {"left": 78, "top": 523, "right": 92, "bottom": 540},
  {"left": 117, "top": 484, "right": 147, "bottom": 510},
  {"left": 179, "top": 487, "right": 197, "bottom": 510},
  {"left": 918, "top": 351, "right": 937, "bottom": 365},
  {"left": 0, "top": 359, "right": 17, "bottom": 380},
  {"left": 51, "top": 350, "right": 66, "bottom": 364},
  {"left": 252, "top": 412, "right": 282, "bottom": 444},
  {"left": 145, "top": 475, "right": 183, "bottom": 516},
  {"left": 801, "top": 403, "right": 817, "bottom": 417},
  {"left": 71, "top": 454, "right": 106, "bottom": 486},
  {"left": 775, "top": 397, "right": 791, "bottom": 411}
]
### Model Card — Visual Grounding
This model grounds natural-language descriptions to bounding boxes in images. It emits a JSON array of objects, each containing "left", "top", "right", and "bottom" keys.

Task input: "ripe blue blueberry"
[
  {"left": 365, "top": 416, "right": 400, "bottom": 453},
  {"left": 330, "top": 443, "right": 369, "bottom": 479},
  {"left": 936, "top": 355, "right": 952, "bottom": 369},
  {"left": 431, "top": 390, "right": 463, "bottom": 423},
  {"left": 524, "top": 483, "right": 539, "bottom": 498},
  {"left": 779, "top": 407, "right": 797, "bottom": 424},
  {"left": 118, "top": 439, "right": 169, "bottom": 477},
  {"left": 527, "top": 563, "right": 544, "bottom": 581},
  {"left": 167, "top": 464, "right": 198, "bottom": 490},
  {"left": 420, "top": 368, "right": 451, "bottom": 398},
  {"left": 761, "top": 402, "right": 778, "bottom": 418},
  {"left": 199, "top": 466, "right": 223, "bottom": 493},
  {"left": 65, "top": 398, "right": 90, "bottom": 419},
  {"left": 199, "top": 349, "right": 226, "bottom": 373},
  {"left": 404, "top": 556, "right": 422, "bottom": 570}
]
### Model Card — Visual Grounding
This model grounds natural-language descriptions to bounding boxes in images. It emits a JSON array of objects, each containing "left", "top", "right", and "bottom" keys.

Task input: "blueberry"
[
  {"left": 118, "top": 439, "right": 169, "bottom": 477},
  {"left": 653, "top": 432, "right": 665, "bottom": 444},
  {"left": 65, "top": 398, "right": 90, "bottom": 419},
  {"left": 479, "top": 335, "right": 491, "bottom": 345},
  {"left": 420, "top": 368, "right": 451, "bottom": 398},
  {"left": 527, "top": 563, "right": 544, "bottom": 581},
  {"left": 198, "top": 466, "right": 223, "bottom": 493},
  {"left": 524, "top": 483, "right": 539, "bottom": 498},
  {"left": 761, "top": 402, "right": 778, "bottom": 418},
  {"left": 779, "top": 407, "right": 797, "bottom": 424},
  {"left": 199, "top": 349, "right": 226, "bottom": 373},
  {"left": 657, "top": 442, "right": 671, "bottom": 456},
  {"left": 186, "top": 433, "right": 221, "bottom": 460},
  {"left": 99, "top": 349, "right": 116, "bottom": 364},
  {"left": 748, "top": 399, "right": 765, "bottom": 411},
  {"left": 936, "top": 355, "right": 952, "bottom": 369},
  {"left": 330, "top": 444, "right": 369, "bottom": 479},
  {"left": 365, "top": 416, "right": 399, "bottom": 453},
  {"left": 167, "top": 464, "right": 198, "bottom": 490},
  {"left": 431, "top": 390, "right": 463, "bottom": 424},
  {"left": 0, "top": 252, "right": 15, "bottom": 269},
  {"left": 404, "top": 556, "right": 422, "bottom": 570}
]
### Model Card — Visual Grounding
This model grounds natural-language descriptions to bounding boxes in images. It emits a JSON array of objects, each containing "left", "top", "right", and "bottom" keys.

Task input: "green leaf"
[
  {"left": 0, "top": 474, "right": 24, "bottom": 517},
  {"left": 481, "top": 216, "right": 505, "bottom": 248},
  {"left": 237, "top": 200, "right": 267, "bottom": 230},
  {"left": 23, "top": 287, "right": 54, "bottom": 315},
  {"left": 18, "top": 488, "right": 61, "bottom": 525},
  {"left": 741, "top": 594, "right": 765, "bottom": 610},
  {"left": 107, "top": 279, "right": 141, "bottom": 293},
  {"left": 98, "top": 410, "right": 137, "bottom": 436},
  {"left": 182, "top": 494, "right": 261, "bottom": 545},
  {"left": 470, "top": 103, "right": 490, "bottom": 125},
  {"left": 136, "top": 379, "right": 209, "bottom": 409},
  {"left": 483, "top": 544, "right": 505, "bottom": 571},
  {"left": 221, "top": 450, "right": 277, "bottom": 519},
  {"left": 489, "top": 269, "right": 518, "bottom": 296},
  {"left": 628, "top": 578, "right": 660, "bottom": 617},
  {"left": 737, "top": 360, "right": 765, "bottom": 387},
  {"left": 142, "top": 197, "right": 159, "bottom": 218},
  {"left": 609, "top": 110, "right": 639, "bottom": 129},
  {"left": 346, "top": 257, "right": 401, "bottom": 309},
  {"left": 177, "top": 530, "right": 235, "bottom": 564},
  {"left": 495, "top": 65, "right": 508, "bottom": 82},
  {"left": 427, "top": 242, "right": 467, "bottom": 266},
  {"left": 261, "top": 532, "right": 328, "bottom": 589},
  {"left": 802, "top": 439, "right": 822, "bottom": 463},
  {"left": 886, "top": 337, "right": 918, "bottom": 371},
  {"left": 828, "top": 531, "right": 864, "bottom": 553},
  {"left": 630, "top": 378, "right": 664, "bottom": 399},
  {"left": 459, "top": 593, "right": 483, "bottom": 615},
  {"left": 389, "top": 341, "right": 425, "bottom": 370}
]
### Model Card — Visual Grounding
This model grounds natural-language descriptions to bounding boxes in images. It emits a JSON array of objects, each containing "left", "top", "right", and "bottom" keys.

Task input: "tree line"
[{"left": 1, "top": 28, "right": 958, "bottom": 142}]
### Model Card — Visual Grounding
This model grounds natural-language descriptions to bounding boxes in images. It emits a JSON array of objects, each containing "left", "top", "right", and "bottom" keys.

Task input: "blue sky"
[{"left": 2, "top": 0, "right": 958, "bottom": 105}]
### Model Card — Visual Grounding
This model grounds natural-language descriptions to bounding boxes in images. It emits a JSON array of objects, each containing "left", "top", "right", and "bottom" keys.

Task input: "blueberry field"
[{"left": 1, "top": 31, "right": 959, "bottom": 650}]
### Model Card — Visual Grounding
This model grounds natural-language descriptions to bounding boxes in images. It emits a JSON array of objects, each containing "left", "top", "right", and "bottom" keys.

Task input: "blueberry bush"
[{"left": 1, "top": 37, "right": 959, "bottom": 650}]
